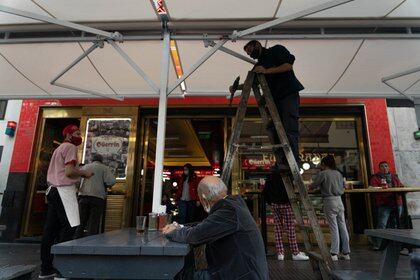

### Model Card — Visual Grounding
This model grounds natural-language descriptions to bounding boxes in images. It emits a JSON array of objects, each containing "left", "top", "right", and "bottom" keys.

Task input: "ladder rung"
[
  {"left": 298, "top": 224, "right": 313, "bottom": 231},
  {"left": 234, "top": 144, "right": 286, "bottom": 150},
  {"left": 307, "top": 251, "right": 324, "bottom": 262}
]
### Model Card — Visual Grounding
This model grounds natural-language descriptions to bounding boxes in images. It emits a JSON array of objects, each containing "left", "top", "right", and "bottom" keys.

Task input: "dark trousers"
[
  {"left": 75, "top": 196, "right": 105, "bottom": 238},
  {"left": 178, "top": 200, "right": 196, "bottom": 224},
  {"left": 272, "top": 93, "right": 300, "bottom": 163},
  {"left": 41, "top": 187, "right": 76, "bottom": 272}
]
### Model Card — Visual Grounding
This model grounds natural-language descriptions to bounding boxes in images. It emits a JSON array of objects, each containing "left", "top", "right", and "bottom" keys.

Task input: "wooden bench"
[
  {"left": 51, "top": 228, "right": 190, "bottom": 279},
  {"left": 0, "top": 265, "right": 36, "bottom": 280},
  {"left": 365, "top": 229, "right": 420, "bottom": 280}
]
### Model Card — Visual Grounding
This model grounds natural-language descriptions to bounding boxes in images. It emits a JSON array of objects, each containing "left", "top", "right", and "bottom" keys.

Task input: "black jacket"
[
  {"left": 166, "top": 195, "right": 268, "bottom": 280},
  {"left": 263, "top": 172, "right": 290, "bottom": 205}
]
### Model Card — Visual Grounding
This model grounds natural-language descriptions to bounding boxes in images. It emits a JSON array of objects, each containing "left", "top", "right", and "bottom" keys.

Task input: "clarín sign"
[{"left": 92, "top": 136, "right": 123, "bottom": 154}]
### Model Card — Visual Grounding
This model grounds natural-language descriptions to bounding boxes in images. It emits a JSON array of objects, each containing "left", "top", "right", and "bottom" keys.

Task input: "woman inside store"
[
  {"left": 311, "top": 155, "right": 350, "bottom": 261},
  {"left": 176, "top": 163, "right": 200, "bottom": 224}
]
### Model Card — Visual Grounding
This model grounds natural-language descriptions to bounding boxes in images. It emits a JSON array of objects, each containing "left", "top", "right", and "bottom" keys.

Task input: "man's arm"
[
  {"left": 254, "top": 64, "right": 293, "bottom": 74},
  {"left": 165, "top": 205, "right": 238, "bottom": 245},
  {"left": 65, "top": 164, "right": 93, "bottom": 179}
]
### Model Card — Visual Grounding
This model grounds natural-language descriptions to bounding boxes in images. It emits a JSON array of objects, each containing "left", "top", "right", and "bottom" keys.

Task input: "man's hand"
[
  {"left": 162, "top": 224, "right": 178, "bottom": 235},
  {"left": 82, "top": 169, "right": 94, "bottom": 179},
  {"left": 253, "top": 66, "right": 267, "bottom": 74}
]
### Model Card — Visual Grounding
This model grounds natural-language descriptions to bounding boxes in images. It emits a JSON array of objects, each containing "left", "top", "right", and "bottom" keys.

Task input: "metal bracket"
[{"left": 382, "top": 66, "right": 420, "bottom": 101}]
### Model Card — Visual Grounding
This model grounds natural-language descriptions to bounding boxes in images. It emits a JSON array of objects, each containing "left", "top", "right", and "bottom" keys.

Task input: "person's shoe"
[
  {"left": 331, "top": 254, "right": 339, "bottom": 261},
  {"left": 292, "top": 252, "right": 309, "bottom": 261},
  {"left": 277, "top": 253, "right": 285, "bottom": 261},
  {"left": 342, "top": 254, "right": 351, "bottom": 260},
  {"left": 39, "top": 269, "right": 57, "bottom": 279}
]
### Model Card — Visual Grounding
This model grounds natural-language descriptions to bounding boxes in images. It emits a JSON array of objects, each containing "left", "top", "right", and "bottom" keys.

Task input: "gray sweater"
[
  {"left": 312, "top": 169, "right": 345, "bottom": 198},
  {"left": 79, "top": 161, "right": 116, "bottom": 199}
]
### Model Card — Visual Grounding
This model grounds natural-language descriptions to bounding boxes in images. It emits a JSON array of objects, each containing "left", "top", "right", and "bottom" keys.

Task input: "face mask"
[
  {"left": 250, "top": 48, "right": 260, "bottom": 59},
  {"left": 71, "top": 136, "right": 83, "bottom": 146}
]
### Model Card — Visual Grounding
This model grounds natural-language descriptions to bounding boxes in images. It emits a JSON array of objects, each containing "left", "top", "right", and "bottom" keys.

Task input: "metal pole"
[
  {"left": 108, "top": 40, "right": 160, "bottom": 94},
  {"left": 205, "top": 40, "right": 255, "bottom": 65},
  {"left": 167, "top": 39, "right": 227, "bottom": 95},
  {"left": 152, "top": 28, "right": 171, "bottom": 213},
  {"left": 232, "top": 0, "right": 354, "bottom": 39},
  {"left": 0, "top": 5, "right": 119, "bottom": 40},
  {"left": 50, "top": 41, "right": 101, "bottom": 84},
  {"left": 382, "top": 66, "right": 420, "bottom": 82},
  {"left": 382, "top": 80, "right": 413, "bottom": 100},
  {"left": 53, "top": 82, "right": 124, "bottom": 100}
]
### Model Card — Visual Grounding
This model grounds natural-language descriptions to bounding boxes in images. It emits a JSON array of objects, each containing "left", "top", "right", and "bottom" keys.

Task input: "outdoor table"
[
  {"left": 51, "top": 228, "right": 190, "bottom": 279},
  {"left": 365, "top": 229, "right": 420, "bottom": 280},
  {"left": 344, "top": 187, "right": 420, "bottom": 234}
]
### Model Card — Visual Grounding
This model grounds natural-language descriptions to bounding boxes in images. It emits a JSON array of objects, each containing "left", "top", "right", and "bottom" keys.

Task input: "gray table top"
[
  {"left": 365, "top": 229, "right": 420, "bottom": 246},
  {"left": 51, "top": 228, "right": 190, "bottom": 256}
]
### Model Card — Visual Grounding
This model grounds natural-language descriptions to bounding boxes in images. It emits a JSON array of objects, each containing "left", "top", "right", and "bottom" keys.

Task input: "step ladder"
[{"left": 221, "top": 71, "right": 334, "bottom": 279}]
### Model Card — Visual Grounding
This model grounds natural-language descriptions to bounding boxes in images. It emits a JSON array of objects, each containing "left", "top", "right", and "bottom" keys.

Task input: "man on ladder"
[{"left": 233, "top": 40, "right": 304, "bottom": 170}]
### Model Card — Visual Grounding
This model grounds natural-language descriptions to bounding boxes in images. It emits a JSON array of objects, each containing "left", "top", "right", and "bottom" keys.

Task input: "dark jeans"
[
  {"left": 178, "top": 200, "right": 196, "bottom": 224},
  {"left": 272, "top": 93, "right": 300, "bottom": 163},
  {"left": 41, "top": 187, "right": 76, "bottom": 272},
  {"left": 373, "top": 205, "right": 403, "bottom": 249},
  {"left": 75, "top": 196, "right": 105, "bottom": 238}
]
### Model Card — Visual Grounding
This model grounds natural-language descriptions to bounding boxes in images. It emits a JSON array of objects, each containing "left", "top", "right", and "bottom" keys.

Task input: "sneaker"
[
  {"left": 277, "top": 253, "right": 285, "bottom": 261},
  {"left": 39, "top": 269, "right": 57, "bottom": 279},
  {"left": 331, "top": 254, "right": 338, "bottom": 261},
  {"left": 342, "top": 254, "right": 351, "bottom": 260},
  {"left": 292, "top": 252, "right": 309, "bottom": 261}
]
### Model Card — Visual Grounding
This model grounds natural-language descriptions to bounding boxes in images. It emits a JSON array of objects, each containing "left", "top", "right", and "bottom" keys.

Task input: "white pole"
[{"left": 152, "top": 28, "right": 170, "bottom": 213}]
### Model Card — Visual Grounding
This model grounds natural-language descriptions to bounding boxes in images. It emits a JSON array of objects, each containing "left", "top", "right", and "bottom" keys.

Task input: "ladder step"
[
  {"left": 307, "top": 251, "right": 324, "bottom": 262},
  {"left": 234, "top": 144, "right": 286, "bottom": 150},
  {"left": 298, "top": 224, "right": 314, "bottom": 231}
]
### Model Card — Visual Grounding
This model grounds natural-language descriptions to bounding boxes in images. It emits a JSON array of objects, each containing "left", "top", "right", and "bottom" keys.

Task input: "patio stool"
[
  {"left": 0, "top": 265, "right": 36, "bottom": 280},
  {"left": 331, "top": 270, "right": 378, "bottom": 280},
  {"left": 411, "top": 252, "right": 420, "bottom": 280}
]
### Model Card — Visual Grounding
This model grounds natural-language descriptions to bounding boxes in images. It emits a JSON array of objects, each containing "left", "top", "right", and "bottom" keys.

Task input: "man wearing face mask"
[
  {"left": 39, "top": 125, "right": 93, "bottom": 279},
  {"left": 163, "top": 176, "right": 268, "bottom": 280},
  {"left": 242, "top": 40, "right": 304, "bottom": 169}
]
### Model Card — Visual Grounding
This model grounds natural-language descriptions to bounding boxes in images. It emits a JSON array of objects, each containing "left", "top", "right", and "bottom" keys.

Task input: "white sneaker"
[
  {"left": 277, "top": 253, "right": 285, "bottom": 261},
  {"left": 292, "top": 252, "right": 309, "bottom": 261},
  {"left": 331, "top": 255, "right": 339, "bottom": 261},
  {"left": 342, "top": 254, "right": 351, "bottom": 260}
]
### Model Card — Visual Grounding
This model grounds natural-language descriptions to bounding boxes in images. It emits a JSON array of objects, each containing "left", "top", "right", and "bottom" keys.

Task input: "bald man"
[{"left": 163, "top": 176, "right": 268, "bottom": 280}]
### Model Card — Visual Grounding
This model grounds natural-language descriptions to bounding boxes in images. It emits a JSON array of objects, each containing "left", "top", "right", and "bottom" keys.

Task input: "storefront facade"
[{"left": 0, "top": 97, "right": 396, "bottom": 241}]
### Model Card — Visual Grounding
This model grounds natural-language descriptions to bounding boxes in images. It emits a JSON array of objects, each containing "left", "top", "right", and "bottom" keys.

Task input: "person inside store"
[
  {"left": 311, "top": 155, "right": 350, "bottom": 261},
  {"left": 263, "top": 164, "right": 309, "bottom": 261},
  {"left": 176, "top": 163, "right": 200, "bottom": 224},
  {"left": 40, "top": 125, "right": 93, "bottom": 279},
  {"left": 163, "top": 176, "right": 268, "bottom": 280},
  {"left": 370, "top": 161, "right": 404, "bottom": 250},
  {"left": 240, "top": 40, "right": 304, "bottom": 171},
  {"left": 75, "top": 154, "right": 116, "bottom": 239}
]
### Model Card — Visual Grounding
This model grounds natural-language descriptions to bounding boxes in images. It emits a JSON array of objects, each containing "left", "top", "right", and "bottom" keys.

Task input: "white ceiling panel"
[
  {"left": 81, "top": 41, "right": 180, "bottom": 95},
  {"left": 0, "top": 52, "right": 43, "bottom": 96},
  {"left": 266, "top": 39, "right": 364, "bottom": 94},
  {"left": 31, "top": 0, "right": 157, "bottom": 22},
  {"left": 0, "top": 0, "right": 51, "bottom": 24},
  {"left": 166, "top": 0, "right": 280, "bottom": 20},
  {"left": 0, "top": 43, "right": 115, "bottom": 97},
  {"left": 176, "top": 41, "right": 251, "bottom": 93},
  {"left": 276, "top": 0, "right": 405, "bottom": 18},
  {"left": 388, "top": 0, "right": 420, "bottom": 18},
  {"left": 330, "top": 40, "right": 420, "bottom": 96}
]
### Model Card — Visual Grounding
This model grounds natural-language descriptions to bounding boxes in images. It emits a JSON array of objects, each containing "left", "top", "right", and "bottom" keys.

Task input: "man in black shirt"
[{"left": 243, "top": 40, "right": 304, "bottom": 167}]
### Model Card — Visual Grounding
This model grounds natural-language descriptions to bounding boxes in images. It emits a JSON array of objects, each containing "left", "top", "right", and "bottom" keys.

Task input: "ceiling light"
[
  {"left": 172, "top": 182, "right": 178, "bottom": 187},
  {"left": 299, "top": 168, "right": 304, "bottom": 175},
  {"left": 302, "top": 162, "right": 311, "bottom": 170},
  {"left": 311, "top": 156, "right": 321, "bottom": 165}
]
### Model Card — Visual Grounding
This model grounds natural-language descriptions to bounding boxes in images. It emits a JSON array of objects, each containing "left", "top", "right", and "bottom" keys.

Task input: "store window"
[{"left": 0, "top": 100, "right": 7, "bottom": 120}]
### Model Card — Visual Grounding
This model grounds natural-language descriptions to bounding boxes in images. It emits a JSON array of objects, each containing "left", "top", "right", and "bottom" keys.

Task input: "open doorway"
[
  {"left": 23, "top": 112, "right": 80, "bottom": 237},
  {"left": 138, "top": 117, "right": 225, "bottom": 221}
]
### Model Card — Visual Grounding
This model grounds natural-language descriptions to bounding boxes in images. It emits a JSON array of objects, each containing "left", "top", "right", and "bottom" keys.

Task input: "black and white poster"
[{"left": 83, "top": 118, "right": 131, "bottom": 179}]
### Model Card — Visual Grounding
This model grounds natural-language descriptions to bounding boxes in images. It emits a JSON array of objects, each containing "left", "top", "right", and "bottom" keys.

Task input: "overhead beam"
[
  {"left": 53, "top": 82, "right": 124, "bottom": 100},
  {"left": 167, "top": 39, "right": 228, "bottom": 96},
  {"left": 382, "top": 66, "right": 420, "bottom": 100},
  {"left": 108, "top": 40, "right": 160, "bottom": 94},
  {"left": 232, "top": 0, "right": 355, "bottom": 39},
  {"left": 205, "top": 40, "right": 255, "bottom": 65},
  {"left": 0, "top": 5, "right": 121, "bottom": 40}
]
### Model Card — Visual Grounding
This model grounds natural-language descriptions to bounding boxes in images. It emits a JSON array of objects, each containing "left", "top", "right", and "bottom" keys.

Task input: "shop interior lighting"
[
  {"left": 311, "top": 156, "right": 321, "bottom": 165},
  {"left": 302, "top": 162, "right": 311, "bottom": 170},
  {"left": 172, "top": 182, "right": 178, "bottom": 187}
]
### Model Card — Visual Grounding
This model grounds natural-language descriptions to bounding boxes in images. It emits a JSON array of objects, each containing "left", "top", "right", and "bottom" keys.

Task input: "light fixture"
[
  {"left": 302, "top": 162, "right": 311, "bottom": 170},
  {"left": 311, "top": 156, "right": 321, "bottom": 165},
  {"left": 172, "top": 182, "right": 178, "bottom": 187},
  {"left": 299, "top": 168, "right": 304, "bottom": 175}
]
